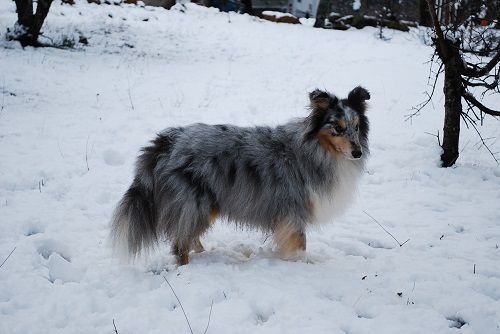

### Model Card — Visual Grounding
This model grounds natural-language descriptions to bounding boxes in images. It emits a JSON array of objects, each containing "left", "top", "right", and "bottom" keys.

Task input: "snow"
[
  {"left": 262, "top": 11, "right": 295, "bottom": 19},
  {"left": 353, "top": 0, "right": 361, "bottom": 11},
  {"left": 1, "top": 1, "right": 500, "bottom": 334}
]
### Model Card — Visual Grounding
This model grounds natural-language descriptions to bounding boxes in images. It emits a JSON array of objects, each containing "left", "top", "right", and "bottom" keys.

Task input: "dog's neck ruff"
[{"left": 309, "top": 155, "right": 365, "bottom": 225}]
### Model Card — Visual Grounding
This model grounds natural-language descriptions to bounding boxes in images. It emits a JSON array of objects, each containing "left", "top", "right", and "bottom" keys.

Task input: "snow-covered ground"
[{"left": 1, "top": 2, "right": 500, "bottom": 333}]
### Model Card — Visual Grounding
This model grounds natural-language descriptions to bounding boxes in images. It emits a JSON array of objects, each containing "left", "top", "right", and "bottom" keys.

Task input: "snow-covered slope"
[{"left": 1, "top": 2, "right": 499, "bottom": 333}]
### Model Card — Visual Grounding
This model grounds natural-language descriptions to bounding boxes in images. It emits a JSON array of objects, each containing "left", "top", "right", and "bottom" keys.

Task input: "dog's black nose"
[{"left": 351, "top": 150, "right": 362, "bottom": 159}]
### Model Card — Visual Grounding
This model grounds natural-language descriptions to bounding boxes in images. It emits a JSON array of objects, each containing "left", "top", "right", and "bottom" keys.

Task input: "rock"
[
  {"left": 261, "top": 11, "right": 300, "bottom": 25},
  {"left": 327, "top": 13, "right": 411, "bottom": 32}
]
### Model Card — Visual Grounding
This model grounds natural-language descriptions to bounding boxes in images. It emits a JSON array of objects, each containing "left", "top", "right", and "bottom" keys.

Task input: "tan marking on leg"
[
  {"left": 190, "top": 207, "right": 218, "bottom": 254},
  {"left": 172, "top": 244, "right": 190, "bottom": 266},
  {"left": 192, "top": 238, "right": 205, "bottom": 253},
  {"left": 308, "top": 200, "right": 315, "bottom": 217},
  {"left": 209, "top": 207, "right": 219, "bottom": 224},
  {"left": 274, "top": 224, "right": 306, "bottom": 259},
  {"left": 178, "top": 253, "right": 189, "bottom": 266}
]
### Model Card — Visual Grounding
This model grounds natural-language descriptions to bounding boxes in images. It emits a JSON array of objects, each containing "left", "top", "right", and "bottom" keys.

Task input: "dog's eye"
[
  {"left": 354, "top": 124, "right": 359, "bottom": 131},
  {"left": 334, "top": 125, "right": 345, "bottom": 134}
]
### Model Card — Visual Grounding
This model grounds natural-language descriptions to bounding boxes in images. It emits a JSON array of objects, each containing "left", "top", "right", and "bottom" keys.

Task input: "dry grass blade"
[
  {"left": 363, "top": 211, "right": 410, "bottom": 247},
  {"left": 0, "top": 246, "right": 16, "bottom": 269},
  {"left": 163, "top": 275, "right": 194, "bottom": 334},
  {"left": 203, "top": 300, "right": 214, "bottom": 334},
  {"left": 112, "top": 319, "right": 119, "bottom": 334}
]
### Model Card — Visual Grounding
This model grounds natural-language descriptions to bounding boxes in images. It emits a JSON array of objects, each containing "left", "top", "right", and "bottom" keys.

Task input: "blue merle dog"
[{"left": 111, "top": 87, "right": 370, "bottom": 265}]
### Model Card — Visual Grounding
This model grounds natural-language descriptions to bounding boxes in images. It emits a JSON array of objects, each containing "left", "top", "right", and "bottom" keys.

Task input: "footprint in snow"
[
  {"left": 251, "top": 301, "right": 274, "bottom": 325},
  {"left": 47, "top": 253, "right": 83, "bottom": 283},
  {"left": 103, "top": 149, "right": 125, "bottom": 166},
  {"left": 35, "top": 238, "right": 72, "bottom": 262},
  {"left": 446, "top": 315, "right": 467, "bottom": 329},
  {"left": 24, "top": 224, "right": 44, "bottom": 236}
]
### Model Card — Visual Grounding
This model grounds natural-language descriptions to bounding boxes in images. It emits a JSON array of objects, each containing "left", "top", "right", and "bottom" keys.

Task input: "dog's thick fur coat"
[{"left": 111, "top": 87, "right": 370, "bottom": 264}]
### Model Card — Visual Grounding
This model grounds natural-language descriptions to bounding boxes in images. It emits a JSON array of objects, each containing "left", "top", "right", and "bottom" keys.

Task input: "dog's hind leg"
[
  {"left": 274, "top": 223, "right": 306, "bottom": 259},
  {"left": 172, "top": 243, "right": 190, "bottom": 266},
  {"left": 171, "top": 207, "right": 219, "bottom": 265},
  {"left": 191, "top": 207, "right": 219, "bottom": 254},
  {"left": 172, "top": 234, "right": 205, "bottom": 265}
]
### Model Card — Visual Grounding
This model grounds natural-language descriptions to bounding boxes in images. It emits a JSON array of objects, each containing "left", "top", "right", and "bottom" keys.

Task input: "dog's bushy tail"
[
  {"left": 111, "top": 176, "right": 157, "bottom": 258},
  {"left": 111, "top": 134, "right": 174, "bottom": 258}
]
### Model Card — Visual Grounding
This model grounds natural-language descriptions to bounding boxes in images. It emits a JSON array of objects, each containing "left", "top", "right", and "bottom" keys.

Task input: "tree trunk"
[
  {"left": 314, "top": 0, "right": 331, "bottom": 28},
  {"left": 419, "top": 0, "right": 431, "bottom": 26},
  {"left": 13, "top": 0, "right": 53, "bottom": 47},
  {"left": 241, "top": 0, "right": 254, "bottom": 15},
  {"left": 440, "top": 45, "right": 463, "bottom": 167}
]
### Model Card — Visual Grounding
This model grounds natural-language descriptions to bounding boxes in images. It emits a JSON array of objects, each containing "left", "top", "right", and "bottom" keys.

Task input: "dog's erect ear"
[
  {"left": 347, "top": 86, "right": 370, "bottom": 112},
  {"left": 305, "top": 89, "right": 337, "bottom": 140},
  {"left": 309, "top": 89, "right": 338, "bottom": 110},
  {"left": 348, "top": 86, "right": 370, "bottom": 102}
]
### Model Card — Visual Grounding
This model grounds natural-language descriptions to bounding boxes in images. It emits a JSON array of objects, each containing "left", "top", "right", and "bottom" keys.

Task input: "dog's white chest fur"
[{"left": 310, "top": 159, "right": 363, "bottom": 224}]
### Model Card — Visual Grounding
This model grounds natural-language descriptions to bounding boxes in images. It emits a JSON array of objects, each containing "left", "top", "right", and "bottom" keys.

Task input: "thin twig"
[
  {"left": 127, "top": 87, "right": 135, "bottom": 111},
  {"left": 127, "top": 78, "right": 135, "bottom": 111},
  {"left": 203, "top": 300, "right": 214, "bottom": 334},
  {"left": 424, "top": 131, "right": 441, "bottom": 146},
  {"left": 85, "top": 135, "right": 90, "bottom": 171},
  {"left": 405, "top": 61, "right": 443, "bottom": 122},
  {"left": 363, "top": 211, "right": 410, "bottom": 247},
  {"left": 163, "top": 276, "right": 194, "bottom": 334},
  {"left": 1, "top": 77, "right": 5, "bottom": 114},
  {"left": 0, "top": 247, "right": 16, "bottom": 269},
  {"left": 57, "top": 138, "right": 65, "bottom": 159},
  {"left": 112, "top": 319, "right": 119, "bottom": 334},
  {"left": 464, "top": 112, "right": 499, "bottom": 164}
]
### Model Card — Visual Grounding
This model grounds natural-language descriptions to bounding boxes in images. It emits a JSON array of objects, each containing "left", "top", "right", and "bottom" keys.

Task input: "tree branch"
[
  {"left": 461, "top": 109, "right": 499, "bottom": 165},
  {"left": 462, "top": 92, "right": 500, "bottom": 117},
  {"left": 425, "top": 0, "right": 450, "bottom": 60},
  {"left": 405, "top": 61, "right": 444, "bottom": 122},
  {"left": 461, "top": 51, "right": 500, "bottom": 78},
  {"left": 462, "top": 75, "right": 499, "bottom": 90}
]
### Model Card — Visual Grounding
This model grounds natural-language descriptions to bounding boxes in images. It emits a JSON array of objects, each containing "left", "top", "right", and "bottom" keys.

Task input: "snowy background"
[{"left": 1, "top": 1, "right": 500, "bottom": 333}]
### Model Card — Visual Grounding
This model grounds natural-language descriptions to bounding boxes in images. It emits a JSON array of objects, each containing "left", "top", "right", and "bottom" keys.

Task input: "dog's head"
[{"left": 306, "top": 87, "right": 370, "bottom": 160}]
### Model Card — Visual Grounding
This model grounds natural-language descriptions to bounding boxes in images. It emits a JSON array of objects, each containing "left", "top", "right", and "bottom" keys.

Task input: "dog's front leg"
[
  {"left": 273, "top": 224, "right": 306, "bottom": 260},
  {"left": 192, "top": 238, "right": 205, "bottom": 253}
]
